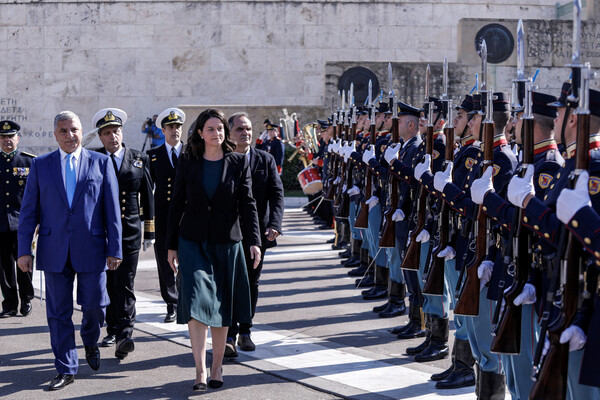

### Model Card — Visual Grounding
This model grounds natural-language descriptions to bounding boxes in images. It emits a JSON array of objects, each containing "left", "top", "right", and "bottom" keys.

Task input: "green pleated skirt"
[{"left": 176, "top": 237, "right": 252, "bottom": 327}]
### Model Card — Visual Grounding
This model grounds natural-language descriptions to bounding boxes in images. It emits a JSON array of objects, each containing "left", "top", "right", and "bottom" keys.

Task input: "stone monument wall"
[{"left": 0, "top": 0, "right": 574, "bottom": 153}]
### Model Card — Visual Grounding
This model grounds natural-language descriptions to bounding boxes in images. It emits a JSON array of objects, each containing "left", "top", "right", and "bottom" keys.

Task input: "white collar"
[{"left": 59, "top": 145, "right": 82, "bottom": 160}]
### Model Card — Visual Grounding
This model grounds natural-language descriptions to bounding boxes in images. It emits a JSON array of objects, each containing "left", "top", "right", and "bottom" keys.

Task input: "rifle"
[
  {"left": 337, "top": 86, "right": 356, "bottom": 219},
  {"left": 401, "top": 64, "right": 433, "bottom": 271},
  {"left": 334, "top": 90, "right": 348, "bottom": 210},
  {"left": 530, "top": 4, "right": 589, "bottom": 395},
  {"left": 380, "top": 64, "right": 398, "bottom": 248},
  {"left": 355, "top": 80, "right": 375, "bottom": 229},
  {"left": 324, "top": 94, "right": 341, "bottom": 201},
  {"left": 491, "top": 21, "right": 532, "bottom": 353},
  {"left": 423, "top": 58, "right": 454, "bottom": 295},
  {"left": 454, "top": 41, "right": 492, "bottom": 316}
]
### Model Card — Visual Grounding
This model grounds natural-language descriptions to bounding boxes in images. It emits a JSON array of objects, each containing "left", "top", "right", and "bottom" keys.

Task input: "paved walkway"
[{"left": 0, "top": 203, "right": 476, "bottom": 399}]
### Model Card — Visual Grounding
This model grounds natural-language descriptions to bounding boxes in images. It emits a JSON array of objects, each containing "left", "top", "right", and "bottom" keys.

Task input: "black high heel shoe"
[
  {"left": 193, "top": 382, "right": 207, "bottom": 391},
  {"left": 208, "top": 367, "right": 223, "bottom": 389}
]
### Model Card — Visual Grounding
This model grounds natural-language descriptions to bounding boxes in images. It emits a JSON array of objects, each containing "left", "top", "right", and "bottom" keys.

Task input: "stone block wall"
[{"left": 0, "top": 0, "right": 565, "bottom": 153}]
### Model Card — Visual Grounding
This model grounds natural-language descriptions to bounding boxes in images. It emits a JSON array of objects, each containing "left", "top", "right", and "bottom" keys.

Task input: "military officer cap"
[
  {"left": 157, "top": 108, "right": 185, "bottom": 128},
  {"left": 93, "top": 108, "right": 127, "bottom": 131},
  {"left": 456, "top": 95, "right": 474, "bottom": 113},
  {"left": 548, "top": 82, "right": 578, "bottom": 108},
  {"left": 0, "top": 120, "right": 20, "bottom": 136},
  {"left": 422, "top": 96, "right": 444, "bottom": 116},
  {"left": 397, "top": 101, "right": 421, "bottom": 118},
  {"left": 357, "top": 106, "right": 369, "bottom": 115},
  {"left": 266, "top": 123, "right": 279, "bottom": 130},
  {"left": 376, "top": 102, "right": 391, "bottom": 114},
  {"left": 317, "top": 119, "right": 331, "bottom": 129},
  {"left": 531, "top": 92, "right": 558, "bottom": 118},
  {"left": 469, "top": 92, "right": 510, "bottom": 114}
]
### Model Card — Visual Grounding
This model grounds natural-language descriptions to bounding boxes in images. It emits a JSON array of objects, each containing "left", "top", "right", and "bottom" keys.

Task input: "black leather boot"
[
  {"left": 436, "top": 338, "right": 475, "bottom": 389},
  {"left": 378, "top": 281, "right": 406, "bottom": 318},
  {"left": 414, "top": 317, "right": 449, "bottom": 362},
  {"left": 397, "top": 304, "right": 426, "bottom": 339},
  {"left": 431, "top": 341, "right": 455, "bottom": 381},
  {"left": 373, "top": 301, "right": 389, "bottom": 313},
  {"left": 348, "top": 248, "right": 369, "bottom": 276},
  {"left": 362, "top": 265, "right": 388, "bottom": 300},
  {"left": 406, "top": 314, "right": 431, "bottom": 355},
  {"left": 478, "top": 370, "right": 505, "bottom": 400}
]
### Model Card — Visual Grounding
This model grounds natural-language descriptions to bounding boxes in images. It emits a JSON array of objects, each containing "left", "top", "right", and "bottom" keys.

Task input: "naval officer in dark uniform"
[
  {"left": 94, "top": 108, "right": 155, "bottom": 360},
  {"left": 0, "top": 120, "right": 35, "bottom": 318},
  {"left": 146, "top": 107, "right": 185, "bottom": 323}
]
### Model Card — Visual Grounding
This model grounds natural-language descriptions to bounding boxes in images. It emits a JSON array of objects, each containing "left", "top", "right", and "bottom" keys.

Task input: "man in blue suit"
[{"left": 17, "top": 111, "right": 122, "bottom": 391}]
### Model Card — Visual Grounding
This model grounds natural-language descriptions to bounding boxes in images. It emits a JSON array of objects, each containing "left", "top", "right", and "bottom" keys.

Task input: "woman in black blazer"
[{"left": 167, "top": 108, "right": 261, "bottom": 391}]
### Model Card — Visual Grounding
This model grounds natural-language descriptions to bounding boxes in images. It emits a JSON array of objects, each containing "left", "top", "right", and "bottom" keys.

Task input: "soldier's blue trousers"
[
  {"left": 386, "top": 246, "right": 404, "bottom": 284},
  {"left": 567, "top": 349, "right": 600, "bottom": 400},
  {"left": 445, "top": 259, "right": 468, "bottom": 341},
  {"left": 500, "top": 304, "right": 539, "bottom": 400},
  {"left": 464, "top": 286, "right": 503, "bottom": 374},
  {"left": 417, "top": 241, "right": 450, "bottom": 319},
  {"left": 348, "top": 199, "right": 361, "bottom": 240},
  {"left": 366, "top": 204, "right": 386, "bottom": 267}
]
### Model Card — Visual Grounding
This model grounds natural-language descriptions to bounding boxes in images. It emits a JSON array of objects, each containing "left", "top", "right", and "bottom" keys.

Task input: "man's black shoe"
[
  {"left": 115, "top": 337, "right": 134, "bottom": 360},
  {"left": 338, "top": 248, "right": 352, "bottom": 258},
  {"left": 20, "top": 302, "right": 32, "bottom": 317},
  {"left": 48, "top": 374, "right": 74, "bottom": 391},
  {"left": 85, "top": 345, "right": 100, "bottom": 371},
  {"left": 0, "top": 309, "right": 17, "bottom": 318},
  {"left": 164, "top": 311, "right": 176, "bottom": 323},
  {"left": 342, "top": 259, "right": 361, "bottom": 268},
  {"left": 378, "top": 301, "right": 406, "bottom": 318},
  {"left": 326, "top": 238, "right": 335, "bottom": 244},
  {"left": 238, "top": 334, "right": 256, "bottom": 351},
  {"left": 100, "top": 334, "right": 116, "bottom": 347},
  {"left": 318, "top": 224, "right": 333, "bottom": 230},
  {"left": 372, "top": 301, "right": 389, "bottom": 313}
]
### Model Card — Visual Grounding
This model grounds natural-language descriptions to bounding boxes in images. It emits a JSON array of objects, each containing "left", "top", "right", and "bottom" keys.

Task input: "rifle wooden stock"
[
  {"left": 401, "top": 124, "right": 433, "bottom": 270},
  {"left": 355, "top": 123, "right": 377, "bottom": 229},
  {"left": 379, "top": 115, "right": 400, "bottom": 248},
  {"left": 423, "top": 126, "right": 455, "bottom": 295},
  {"left": 530, "top": 112, "right": 590, "bottom": 400},
  {"left": 454, "top": 120, "right": 494, "bottom": 316},
  {"left": 491, "top": 116, "right": 533, "bottom": 354}
]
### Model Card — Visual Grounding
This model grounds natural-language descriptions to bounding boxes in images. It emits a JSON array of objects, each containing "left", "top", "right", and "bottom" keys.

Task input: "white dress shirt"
[
  {"left": 165, "top": 141, "right": 182, "bottom": 168},
  {"left": 109, "top": 146, "right": 125, "bottom": 171}
]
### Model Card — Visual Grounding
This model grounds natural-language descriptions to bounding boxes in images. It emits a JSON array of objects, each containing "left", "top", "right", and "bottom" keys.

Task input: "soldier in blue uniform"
[
  {"left": 264, "top": 123, "right": 284, "bottom": 174},
  {"left": 508, "top": 87, "right": 600, "bottom": 400},
  {"left": 0, "top": 121, "right": 35, "bottom": 318},
  {"left": 469, "top": 91, "right": 564, "bottom": 399},
  {"left": 434, "top": 92, "right": 517, "bottom": 398}
]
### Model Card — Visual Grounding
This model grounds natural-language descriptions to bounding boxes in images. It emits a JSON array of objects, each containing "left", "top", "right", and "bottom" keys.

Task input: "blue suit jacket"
[{"left": 17, "top": 148, "right": 122, "bottom": 273}]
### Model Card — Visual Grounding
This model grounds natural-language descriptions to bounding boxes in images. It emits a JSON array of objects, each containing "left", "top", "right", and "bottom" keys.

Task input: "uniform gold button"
[
  {"left": 442, "top": 193, "right": 446, "bottom": 197},
  {"left": 450, "top": 201, "right": 454, "bottom": 205},
  {"left": 533, "top": 225, "right": 539, "bottom": 230},
  {"left": 168, "top": 178, "right": 171, "bottom": 181},
  {"left": 465, "top": 184, "right": 469, "bottom": 188},
  {"left": 122, "top": 191, "right": 126, "bottom": 195},
  {"left": 121, "top": 214, "right": 125, "bottom": 218},
  {"left": 5, "top": 192, "right": 8, "bottom": 196},
  {"left": 5, "top": 169, "right": 9, "bottom": 172},
  {"left": 405, "top": 176, "right": 409, "bottom": 180},
  {"left": 524, "top": 216, "right": 528, "bottom": 223},
  {"left": 167, "top": 197, "right": 171, "bottom": 201},
  {"left": 585, "top": 238, "right": 592, "bottom": 245},
  {"left": 167, "top": 184, "right": 171, "bottom": 188},
  {"left": 459, "top": 208, "right": 464, "bottom": 212},
  {"left": 5, "top": 181, "right": 8, "bottom": 184},
  {"left": 595, "top": 251, "right": 600, "bottom": 258},
  {"left": 6, "top": 159, "right": 10, "bottom": 162},
  {"left": 5, "top": 204, "right": 9, "bottom": 208},
  {"left": 482, "top": 206, "right": 487, "bottom": 211},
  {"left": 121, "top": 207, "right": 126, "bottom": 211},
  {"left": 538, "top": 245, "right": 542, "bottom": 250},
  {"left": 550, "top": 184, "right": 555, "bottom": 189},
  {"left": 122, "top": 199, "right": 126, "bottom": 203},
  {"left": 557, "top": 173, "right": 561, "bottom": 179},
  {"left": 544, "top": 233, "right": 550, "bottom": 238},
  {"left": 167, "top": 191, "right": 171, "bottom": 194},
  {"left": 572, "top": 220, "right": 579, "bottom": 228}
]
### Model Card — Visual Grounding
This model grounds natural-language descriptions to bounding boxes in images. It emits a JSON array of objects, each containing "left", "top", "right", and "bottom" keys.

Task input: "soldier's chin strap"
[
  {"left": 460, "top": 113, "right": 475, "bottom": 141},
  {"left": 560, "top": 106, "right": 572, "bottom": 150}
]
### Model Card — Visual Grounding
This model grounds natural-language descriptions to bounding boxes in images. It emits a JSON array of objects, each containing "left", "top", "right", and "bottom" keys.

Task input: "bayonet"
[
  {"left": 425, "top": 64, "right": 433, "bottom": 127},
  {"left": 388, "top": 62, "right": 393, "bottom": 98},
  {"left": 392, "top": 95, "right": 398, "bottom": 119},
  {"left": 517, "top": 19, "right": 525, "bottom": 80},
  {"left": 441, "top": 57, "right": 449, "bottom": 101},
  {"left": 480, "top": 40, "right": 488, "bottom": 92},
  {"left": 368, "top": 79, "right": 372, "bottom": 109},
  {"left": 568, "top": 0, "right": 583, "bottom": 102}
]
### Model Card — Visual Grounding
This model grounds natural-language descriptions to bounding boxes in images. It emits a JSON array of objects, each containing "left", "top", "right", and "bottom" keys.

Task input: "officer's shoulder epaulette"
[{"left": 20, "top": 151, "right": 36, "bottom": 158}]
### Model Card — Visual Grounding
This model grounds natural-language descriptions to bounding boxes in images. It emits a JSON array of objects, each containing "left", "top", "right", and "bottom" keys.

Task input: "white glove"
[
  {"left": 416, "top": 229, "right": 430, "bottom": 243},
  {"left": 391, "top": 209, "right": 405, "bottom": 221},
  {"left": 557, "top": 171, "right": 591, "bottom": 224},
  {"left": 433, "top": 162, "right": 453, "bottom": 192},
  {"left": 333, "top": 176, "right": 341, "bottom": 185},
  {"left": 327, "top": 142, "right": 333, "bottom": 152},
  {"left": 143, "top": 239, "right": 155, "bottom": 252},
  {"left": 414, "top": 154, "right": 432, "bottom": 180},
  {"left": 342, "top": 183, "right": 347, "bottom": 193},
  {"left": 259, "top": 132, "right": 268, "bottom": 141},
  {"left": 362, "top": 145, "right": 375, "bottom": 164},
  {"left": 366, "top": 195, "right": 379, "bottom": 210},
  {"left": 343, "top": 141, "right": 356, "bottom": 162},
  {"left": 559, "top": 325, "right": 587, "bottom": 352},
  {"left": 437, "top": 246, "right": 456, "bottom": 261},
  {"left": 477, "top": 260, "right": 494, "bottom": 291},
  {"left": 332, "top": 139, "right": 341, "bottom": 154},
  {"left": 347, "top": 185, "right": 360, "bottom": 196},
  {"left": 384, "top": 143, "right": 401, "bottom": 164},
  {"left": 507, "top": 166, "right": 535, "bottom": 208},
  {"left": 513, "top": 283, "right": 537, "bottom": 306},
  {"left": 471, "top": 166, "right": 494, "bottom": 204},
  {"left": 542, "top": 335, "right": 550, "bottom": 357}
]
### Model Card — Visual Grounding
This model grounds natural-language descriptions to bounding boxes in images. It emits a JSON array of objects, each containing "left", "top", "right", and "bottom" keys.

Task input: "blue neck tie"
[{"left": 66, "top": 153, "right": 76, "bottom": 206}]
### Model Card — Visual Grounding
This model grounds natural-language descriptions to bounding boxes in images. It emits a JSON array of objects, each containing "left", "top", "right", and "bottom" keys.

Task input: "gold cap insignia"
[
  {"left": 2, "top": 123, "right": 10, "bottom": 130},
  {"left": 104, "top": 111, "right": 115, "bottom": 122}
]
